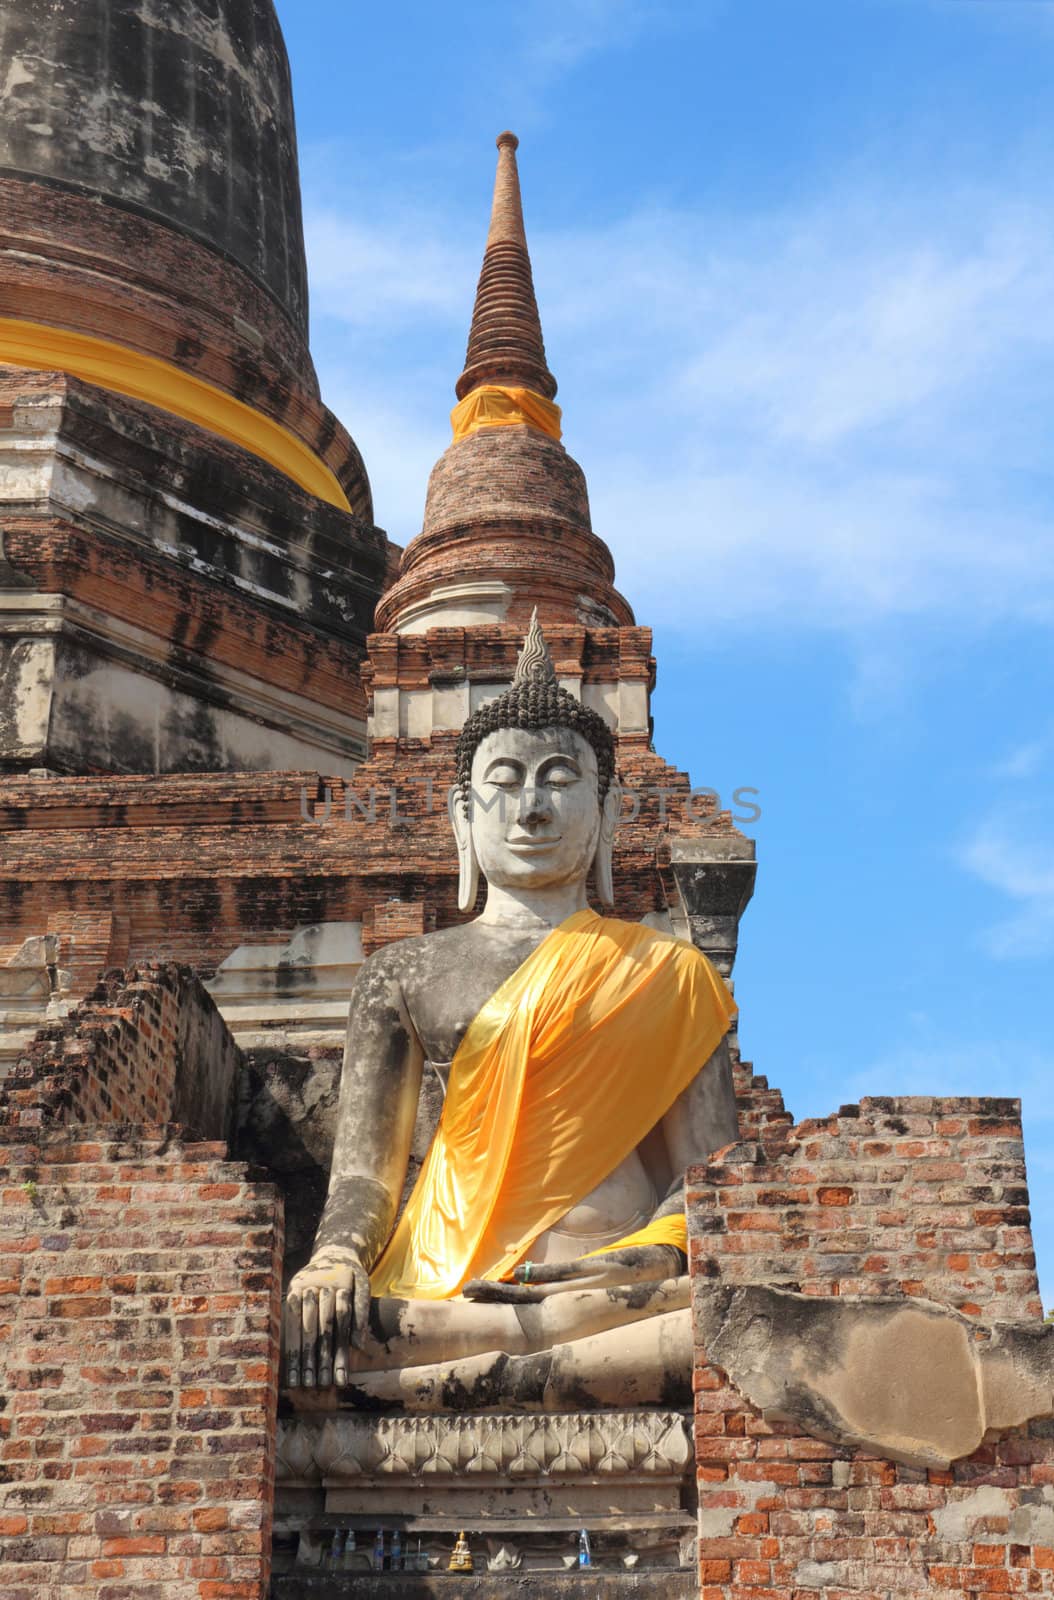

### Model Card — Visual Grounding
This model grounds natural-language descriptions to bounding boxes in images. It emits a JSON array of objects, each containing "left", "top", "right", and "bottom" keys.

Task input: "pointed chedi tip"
[
  {"left": 487, "top": 132, "right": 526, "bottom": 249},
  {"left": 455, "top": 133, "right": 557, "bottom": 402}
]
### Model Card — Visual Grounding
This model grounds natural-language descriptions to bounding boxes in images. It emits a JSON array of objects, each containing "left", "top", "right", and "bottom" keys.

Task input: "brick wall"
[
  {"left": 44, "top": 914, "right": 130, "bottom": 996},
  {"left": 365, "top": 898, "right": 436, "bottom": 955},
  {"left": 2, "top": 516, "right": 372, "bottom": 730},
  {"left": 0, "top": 773, "right": 363, "bottom": 982},
  {"left": 0, "top": 1129, "right": 283, "bottom": 1600},
  {"left": 731, "top": 1061, "right": 795, "bottom": 1155},
  {"left": 687, "top": 1095, "right": 1053, "bottom": 1597},
  {"left": 0, "top": 965, "right": 241, "bottom": 1141}
]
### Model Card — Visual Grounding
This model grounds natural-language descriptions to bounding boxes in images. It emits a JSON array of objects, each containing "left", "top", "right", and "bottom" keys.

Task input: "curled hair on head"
[{"left": 455, "top": 611, "right": 617, "bottom": 803}]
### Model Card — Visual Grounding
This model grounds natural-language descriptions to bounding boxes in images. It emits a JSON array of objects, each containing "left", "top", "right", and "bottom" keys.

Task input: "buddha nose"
[{"left": 519, "top": 786, "right": 552, "bottom": 825}]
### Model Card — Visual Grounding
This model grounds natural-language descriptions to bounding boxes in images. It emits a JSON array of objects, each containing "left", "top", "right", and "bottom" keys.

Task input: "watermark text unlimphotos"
[{"left": 300, "top": 780, "right": 762, "bottom": 827}]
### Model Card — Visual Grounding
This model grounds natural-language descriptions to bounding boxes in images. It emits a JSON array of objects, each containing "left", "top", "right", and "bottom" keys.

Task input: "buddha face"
[{"left": 466, "top": 726, "right": 603, "bottom": 891}]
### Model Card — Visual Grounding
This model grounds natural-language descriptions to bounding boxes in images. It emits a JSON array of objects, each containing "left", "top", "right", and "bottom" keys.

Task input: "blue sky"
[{"left": 277, "top": 0, "right": 1054, "bottom": 1304}]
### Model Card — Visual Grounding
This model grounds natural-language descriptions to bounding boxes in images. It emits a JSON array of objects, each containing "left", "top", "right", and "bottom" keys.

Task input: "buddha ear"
[
  {"left": 448, "top": 784, "right": 480, "bottom": 914},
  {"left": 594, "top": 779, "right": 622, "bottom": 908}
]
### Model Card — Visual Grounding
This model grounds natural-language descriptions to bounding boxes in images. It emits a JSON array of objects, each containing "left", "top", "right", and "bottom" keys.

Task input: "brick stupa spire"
[
  {"left": 456, "top": 131, "right": 557, "bottom": 402},
  {"left": 375, "top": 133, "right": 631, "bottom": 636}
]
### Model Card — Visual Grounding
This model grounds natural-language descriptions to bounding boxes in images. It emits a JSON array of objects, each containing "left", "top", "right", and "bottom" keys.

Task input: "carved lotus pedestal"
[{"left": 271, "top": 1407, "right": 699, "bottom": 1590}]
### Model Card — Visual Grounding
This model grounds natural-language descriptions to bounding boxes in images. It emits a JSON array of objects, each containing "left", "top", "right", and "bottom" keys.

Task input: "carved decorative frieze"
[{"left": 275, "top": 1410, "right": 692, "bottom": 1484}]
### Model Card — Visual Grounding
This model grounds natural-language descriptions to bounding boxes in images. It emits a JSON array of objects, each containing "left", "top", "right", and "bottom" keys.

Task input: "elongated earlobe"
[
  {"left": 448, "top": 785, "right": 481, "bottom": 913},
  {"left": 595, "top": 781, "right": 622, "bottom": 908}
]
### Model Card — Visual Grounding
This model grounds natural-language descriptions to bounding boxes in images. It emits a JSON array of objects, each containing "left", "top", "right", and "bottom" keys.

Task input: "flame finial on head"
[
  {"left": 455, "top": 606, "right": 616, "bottom": 803},
  {"left": 512, "top": 607, "right": 557, "bottom": 688}
]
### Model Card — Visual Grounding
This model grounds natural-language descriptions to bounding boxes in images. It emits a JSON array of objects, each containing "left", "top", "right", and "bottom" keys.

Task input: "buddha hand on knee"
[{"left": 284, "top": 1245, "right": 371, "bottom": 1387}]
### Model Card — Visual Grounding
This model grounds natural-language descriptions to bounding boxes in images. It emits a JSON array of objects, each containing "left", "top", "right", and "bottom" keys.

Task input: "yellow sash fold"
[
  {"left": 585, "top": 1212, "right": 688, "bottom": 1258},
  {"left": 369, "top": 909, "right": 736, "bottom": 1300},
  {"left": 0, "top": 315, "right": 351, "bottom": 511}
]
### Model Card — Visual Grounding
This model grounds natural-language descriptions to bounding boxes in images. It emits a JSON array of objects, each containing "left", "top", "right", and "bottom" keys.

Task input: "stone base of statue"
[
  {"left": 271, "top": 1408, "right": 699, "bottom": 1584},
  {"left": 272, "top": 1576, "right": 696, "bottom": 1598},
  {"left": 272, "top": 1577, "right": 697, "bottom": 1598}
]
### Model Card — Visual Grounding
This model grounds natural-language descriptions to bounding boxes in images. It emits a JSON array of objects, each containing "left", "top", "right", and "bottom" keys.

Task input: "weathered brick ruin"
[
  {"left": 0, "top": 966, "right": 240, "bottom": 1135},
  {"left": 688, "top": 1090, "right": 1053, "bottom": 1597},
  {"left": 0, "top": 969, "right": 283, "bottom": 1597},
  {"left": 1, "top": 1129, "right": 283, "bottom": 1600},
  {"left": 1, "top": 1, "right": 1050, "bottom": 1595}
]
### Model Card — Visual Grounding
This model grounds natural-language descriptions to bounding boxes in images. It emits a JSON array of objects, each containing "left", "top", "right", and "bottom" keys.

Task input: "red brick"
[{"left": 100, "top": 1536, "right": 166, "bottom": 1556}]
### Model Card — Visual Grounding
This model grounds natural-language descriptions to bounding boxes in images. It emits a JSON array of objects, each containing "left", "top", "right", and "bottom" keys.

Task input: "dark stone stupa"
[
  {"left": 0, "top": 0, "right": 311, "bottom": 332},
  {"left": 0, "top": 0, "right": 370, "bottom": 511},
  {"left": 0, "top": 0, "right": 388, "bottom": 780}
]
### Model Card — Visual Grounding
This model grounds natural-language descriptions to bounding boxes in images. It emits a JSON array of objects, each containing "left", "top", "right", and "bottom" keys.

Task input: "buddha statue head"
[{"left": 450, "top": 612, "right": 622, "bottom": 911}]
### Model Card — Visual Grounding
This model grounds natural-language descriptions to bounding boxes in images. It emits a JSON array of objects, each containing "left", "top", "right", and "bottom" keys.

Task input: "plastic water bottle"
[
  {"left": 578, "top": 1528, "right": 592, "bottom": 1568},
  {"left": 391, "top": 1529, "right": 403, "bottom": 1571},
  {"left": 329, "top": 1529, "right": 345, "bottom": 1568},
  {"left": 343, "top": 1529, "right": 357, "bottom": 1569},
  {"left": 373, "top": 1528, "right": 385, "bottom": 1571}
]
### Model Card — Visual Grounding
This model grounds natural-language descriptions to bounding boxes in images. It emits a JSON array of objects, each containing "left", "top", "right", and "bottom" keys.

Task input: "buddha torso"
[{"left": 389, "top": 918, "right": 661, "bottom": 1263}]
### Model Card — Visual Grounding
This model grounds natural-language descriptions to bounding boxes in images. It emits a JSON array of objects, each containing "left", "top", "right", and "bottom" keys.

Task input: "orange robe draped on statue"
[{"left": 369, "top": 909, "right": 737, "bottom": 1300}]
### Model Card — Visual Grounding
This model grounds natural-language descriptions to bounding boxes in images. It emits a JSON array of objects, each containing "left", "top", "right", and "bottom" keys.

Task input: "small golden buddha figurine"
[{"left": 448, "top": 1530, "right": 473, "bottom": 1573}]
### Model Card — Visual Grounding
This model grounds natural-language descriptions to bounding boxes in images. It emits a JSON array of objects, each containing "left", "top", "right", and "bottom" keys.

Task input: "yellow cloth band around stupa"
[
  {"left": 585, "top": 1212, "right": 688, "bottom": 1259},
  {"left": 451, "top": 384, "right": 562, "bottom": 443},
  {"left": 0, "top": 315, "right": 351, "bottom": 511}
]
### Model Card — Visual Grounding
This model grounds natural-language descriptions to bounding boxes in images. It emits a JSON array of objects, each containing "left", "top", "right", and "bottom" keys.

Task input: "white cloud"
[
  {"left": 305, "top": 170, "right": 1054, "bottom": 632},
  {"left": 522, "top": 194, "right": 1054, "bottom": 431},
  {"left": 486, "top": 0, "right": 697, "bottom": 114},
  {"left": 959, "top": 809, "right": 1054, "bottom": 959},
  {"left": 926, "top": 0, "right": 1054, "bottom": 35},
  {"left": 318, "top": 374, "right": 448, "bottom": 540},
  {"left": 991, "top": 735, "right": 1053, "bottom": 781},
  {"left": 588, "top": 457, "right": 1054, "bottom": 634},
  {"left": 306, "top": 209, "right": 474, "bottom": 332},
  {"left": 516, "top": 0, "right": 667, "bottom": 78},
  {"left": 663, "top": 212, "right": 1051, "bottom": 448}
]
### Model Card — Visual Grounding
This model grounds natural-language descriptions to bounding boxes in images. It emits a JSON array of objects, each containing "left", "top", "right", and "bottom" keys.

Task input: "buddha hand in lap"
[{"left": 284, "top": 614, "right": 739, "bottom": 1408}]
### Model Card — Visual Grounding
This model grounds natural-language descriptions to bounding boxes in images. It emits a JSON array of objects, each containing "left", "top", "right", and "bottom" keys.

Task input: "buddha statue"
[{"left": 284, "top": 613, "right": 740, "bottom": 1409}]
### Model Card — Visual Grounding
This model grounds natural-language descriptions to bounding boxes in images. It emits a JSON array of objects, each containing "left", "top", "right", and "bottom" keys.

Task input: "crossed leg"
[
  {"left": 339, "top": 1305, "right": 693, "bottom": 1412},
  {"left": 286, "top": 1276, "right": 691, "bottom": 1404}
]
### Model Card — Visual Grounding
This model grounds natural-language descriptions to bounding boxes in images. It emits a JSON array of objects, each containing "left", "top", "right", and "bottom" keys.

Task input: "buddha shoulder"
[
  {"left": 352, "top": 921, "right": 534, "bottom": 996},
  {"left": 348, "top": 922, "right": 552, "bottom": 1039}
]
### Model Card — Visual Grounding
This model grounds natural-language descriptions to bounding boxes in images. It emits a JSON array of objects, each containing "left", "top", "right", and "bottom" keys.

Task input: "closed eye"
[
  {"left": 543, "top": 763, "right": 580, "bottom": 788},
  {"left": 485, "top": 765, "right": 523, "bottom": 789}
]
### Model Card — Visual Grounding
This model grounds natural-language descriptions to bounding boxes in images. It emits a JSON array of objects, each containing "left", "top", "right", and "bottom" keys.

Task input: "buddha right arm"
[{"left": 284, "top": 952, "right": 424, "bottom": 1387}]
